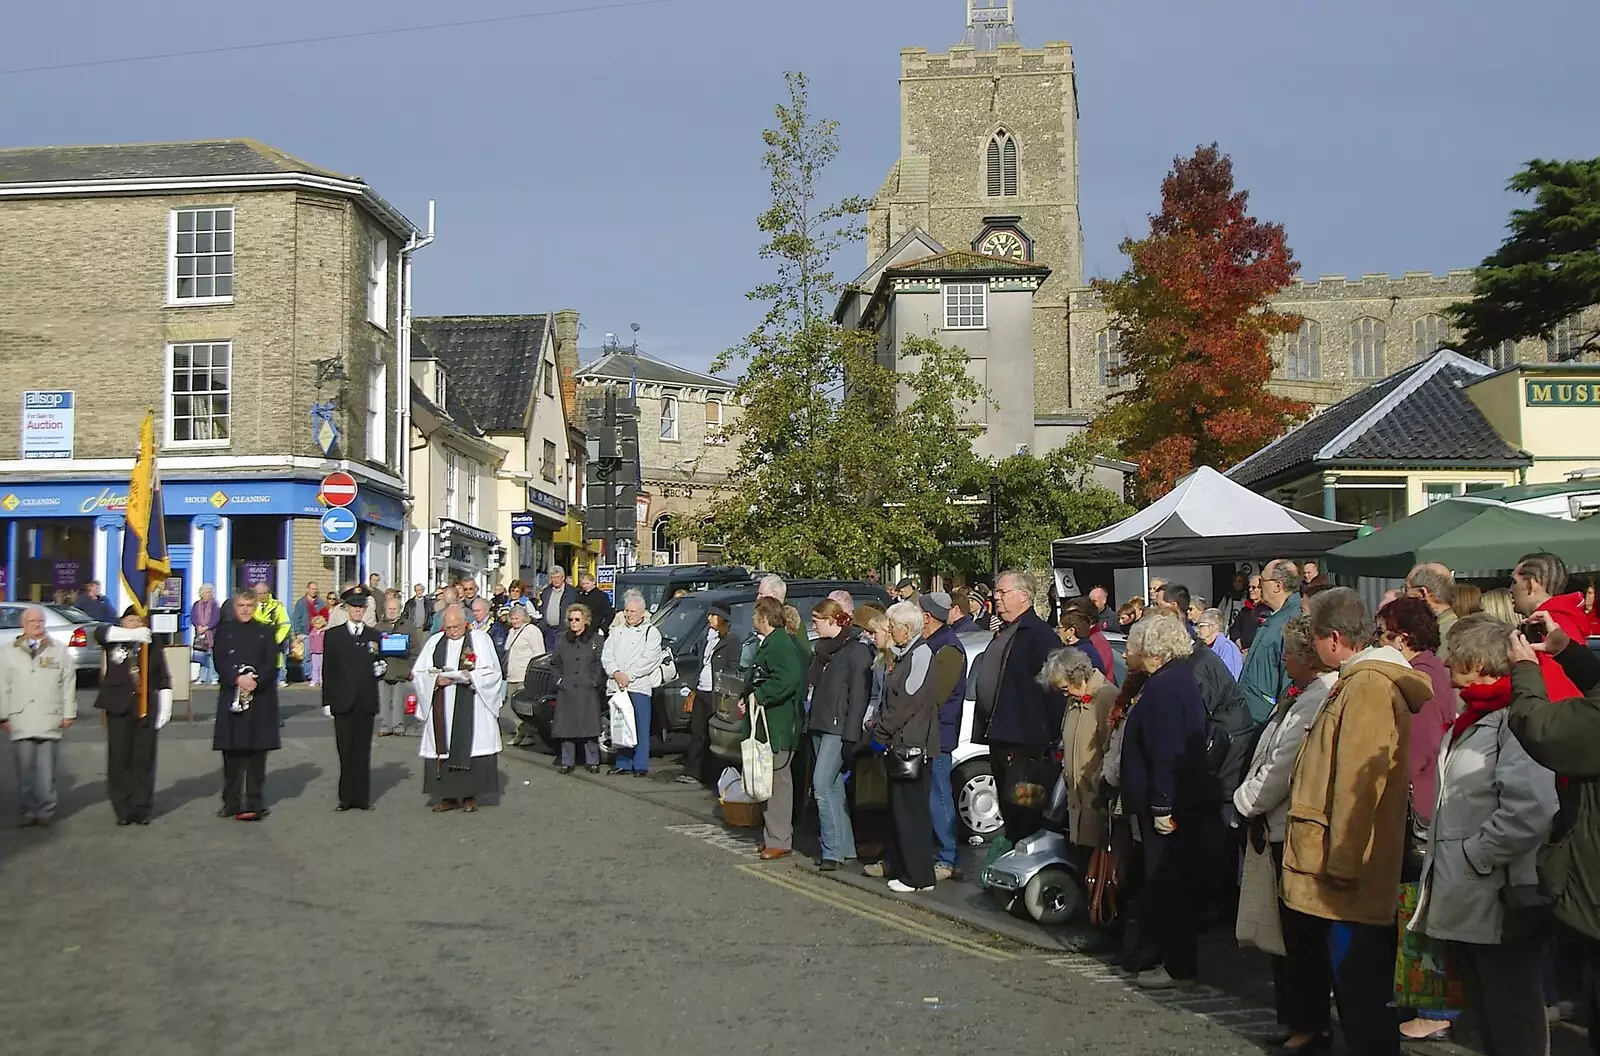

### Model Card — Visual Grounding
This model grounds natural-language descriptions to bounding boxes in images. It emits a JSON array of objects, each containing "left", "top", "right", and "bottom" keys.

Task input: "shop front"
[
  {"left": 520, "top": 485, "right": 572, "bottom": 585},
  {"left": 0, "top": 479, "right": 406, "bottom": 620},
  {"left": 435, "top": 518, "right": 503, "bottom": 594}
]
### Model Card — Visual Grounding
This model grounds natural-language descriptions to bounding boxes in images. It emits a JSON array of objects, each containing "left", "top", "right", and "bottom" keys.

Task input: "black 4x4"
[
  {"left": 509, "top": 578, "right": 889, "bottom": 755},
  {"left": 615, "top": 564, "right": 751, "bottom": 613}
]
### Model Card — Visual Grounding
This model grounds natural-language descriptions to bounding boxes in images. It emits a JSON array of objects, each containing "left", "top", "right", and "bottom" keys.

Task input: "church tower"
[{"left": 868, "top": 1, "right": 1082, "bottom": 414}]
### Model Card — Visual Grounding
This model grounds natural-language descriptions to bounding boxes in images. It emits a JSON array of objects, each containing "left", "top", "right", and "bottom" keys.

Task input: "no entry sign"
[{"left": 320, "top": 471, "right": 357, "bottom": 507}]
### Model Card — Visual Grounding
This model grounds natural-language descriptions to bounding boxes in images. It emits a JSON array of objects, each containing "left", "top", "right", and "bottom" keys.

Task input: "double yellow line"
[{"left": 736, "top": 863, "right": 1019, "bottom": 964}]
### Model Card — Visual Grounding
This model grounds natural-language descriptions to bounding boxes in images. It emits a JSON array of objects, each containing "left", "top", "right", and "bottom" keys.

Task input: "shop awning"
[{"left": 1323, "top": 498, "right": 1600, "bottom": 579}]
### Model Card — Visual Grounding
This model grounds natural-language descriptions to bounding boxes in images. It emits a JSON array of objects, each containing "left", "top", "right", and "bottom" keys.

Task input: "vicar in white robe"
[{"left": 412, "top": 604, "right": 506, "bottom": 812}]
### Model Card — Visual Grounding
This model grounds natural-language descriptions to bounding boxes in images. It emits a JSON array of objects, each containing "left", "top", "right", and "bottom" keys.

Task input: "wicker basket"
[{"left": 719, "top": 798, "right": 764, "bottom": 829}]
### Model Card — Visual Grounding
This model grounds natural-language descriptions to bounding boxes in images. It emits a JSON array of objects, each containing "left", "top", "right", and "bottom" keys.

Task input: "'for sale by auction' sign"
[{"left": 22, "top": 391, "right": 74, "bottom": 460}]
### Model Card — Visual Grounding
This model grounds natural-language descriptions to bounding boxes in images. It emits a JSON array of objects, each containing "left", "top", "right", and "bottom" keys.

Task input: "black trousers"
[
  {"left": 333, "top": 712, "right": 375, "bottom": 807},
  {"left": 106, "top": 713, "right": 158, "bottom": 821},
  {"left": 991, "top": 743, "right": 1046, "bottom": 843},
  {"left": 885, "top": 769, "right": 936, "bottom": 889},
  {"left": 1327, "top": 920, "right": 1398, "bottom": 1056},
  {"left": 1450, "top": 939, "right": 1549, "bottom": 1056},
  {"left": 1271, "top": 845, "right": 1333, "bottom": 1036},
  {"left": 222, "top": 750, "right": 267, "bottom": 813},
  {"left": 1141, "top": 815, "right": 1204, "bottom": 980},
  {"left": 680, "top": 690, "right": 713, "bottom": 787},
  {"left": 1578, "top": 930, "right": 1600, "bottom": 1056}
]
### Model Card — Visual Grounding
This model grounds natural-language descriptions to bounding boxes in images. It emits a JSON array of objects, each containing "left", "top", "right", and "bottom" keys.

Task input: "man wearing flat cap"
[{"left": 322, "top": 586, "right": 385, "bottom": 811}]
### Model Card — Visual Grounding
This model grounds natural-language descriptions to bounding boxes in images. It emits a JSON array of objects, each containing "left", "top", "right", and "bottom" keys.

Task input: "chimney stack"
[{"left": 552, "top": 309, "right": 581, "bottom": 427}]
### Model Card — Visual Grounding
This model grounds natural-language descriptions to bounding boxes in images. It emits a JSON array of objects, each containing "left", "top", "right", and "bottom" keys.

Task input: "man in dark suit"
[
  {"left": 322, "top": 586, "right": 384, "bottom": 811},
  {"left": 534, "top": 566, "right": 580, "bottom": 650},
  {"left": 93, "top": 607, "right": 174, "bottom": 825}
]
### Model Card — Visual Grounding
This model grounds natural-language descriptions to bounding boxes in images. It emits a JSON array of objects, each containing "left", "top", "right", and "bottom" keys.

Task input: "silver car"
[{"left": 0, "top": 602, "right": 105, "bottom": 676}]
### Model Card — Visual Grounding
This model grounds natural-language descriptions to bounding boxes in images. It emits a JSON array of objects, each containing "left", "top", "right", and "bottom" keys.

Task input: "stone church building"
[{"left": 846, "top": 1, "right": 1578, "bottom": 459}]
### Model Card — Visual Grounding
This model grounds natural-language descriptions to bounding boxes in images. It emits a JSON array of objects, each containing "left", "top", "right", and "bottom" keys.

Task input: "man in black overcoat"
[
  {"left": 322, "top": 586, "right": 384, "bottom": 810},
  {"left": 213, "top": 590, "right": 282, "bottom": 821}
]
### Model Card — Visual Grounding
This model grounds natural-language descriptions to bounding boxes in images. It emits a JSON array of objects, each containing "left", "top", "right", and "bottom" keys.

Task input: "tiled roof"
[
  {"left": 0, "top": 138, "right": 348, "bottom": 184},
  {"left": 886, "top": 250, "right": 1050, "bottom": 276},
  {"left": 1227, "top": 350, "right": 1530, "bottom": 490},
  {"left": 408, "top": 379, "right": 483, "bottom": 438},
  {"left": 411, "top": 315, "right": 550, "bottom": 433},
  {"left": 576, "top": 351, "right": 734, "bottom": 392}
]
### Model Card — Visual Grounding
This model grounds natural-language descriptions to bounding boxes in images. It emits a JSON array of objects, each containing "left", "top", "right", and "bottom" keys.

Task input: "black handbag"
[{"left": 884, "top": 745, "right": 927, "bottom": 781}]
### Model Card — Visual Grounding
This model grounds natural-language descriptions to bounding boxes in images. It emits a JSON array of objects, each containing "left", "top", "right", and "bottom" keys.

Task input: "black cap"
[
  {"left": 708, "top": 602, "right": 732, "bottom": 621},
  {"left": 120, "top": 604, "right": 142, "bottom": 620},
  {"left": 340, "top": 586, "right": 374, "bottom": 608}
]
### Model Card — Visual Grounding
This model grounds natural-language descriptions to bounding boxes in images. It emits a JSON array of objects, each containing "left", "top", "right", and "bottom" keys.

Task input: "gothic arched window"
[
  {"left": 1351, "top": 317, "right": 1386, "bottom": 379},
  {"left": 986, "top": 130, "right": 1019, "bottom": 197}
]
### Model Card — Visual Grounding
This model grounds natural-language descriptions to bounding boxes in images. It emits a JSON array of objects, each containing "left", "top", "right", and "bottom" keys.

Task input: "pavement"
[{"left": 0, "top": 685, "right": 1584, "bottom": 1055}]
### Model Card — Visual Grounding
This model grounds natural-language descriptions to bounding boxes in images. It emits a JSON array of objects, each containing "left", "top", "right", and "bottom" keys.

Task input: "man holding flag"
[{"left": 94, "top": 412, "right": 175, "bottom": 824}]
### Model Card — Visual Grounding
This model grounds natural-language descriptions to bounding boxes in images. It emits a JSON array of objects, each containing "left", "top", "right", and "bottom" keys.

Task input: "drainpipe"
[{"left": 398, "top": 201, "right": 437, "bottom": 585}]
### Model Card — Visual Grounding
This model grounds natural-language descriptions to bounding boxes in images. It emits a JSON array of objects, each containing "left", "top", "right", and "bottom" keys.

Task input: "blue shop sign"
[
  {"left": 527, "top": 487, "right": 567, "bottom": 517},
  {"left": 0, "top": 479, "right": 405, "bottom": 530}
]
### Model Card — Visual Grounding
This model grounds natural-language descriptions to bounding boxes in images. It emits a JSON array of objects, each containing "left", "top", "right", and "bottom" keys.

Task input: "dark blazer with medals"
[
  {"left": 92, "top": 626, "right": 172, "bottom": 719},
  {"left": 322, "top": 623, "right": 383, "bottom": 717}
]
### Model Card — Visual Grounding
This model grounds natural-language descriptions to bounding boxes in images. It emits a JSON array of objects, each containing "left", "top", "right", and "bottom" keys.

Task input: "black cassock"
[
  {"left": 92, "top": 628, "right": 172, "bottom": 823},
  {"left": 322, "top": 623, "right": 383, "bottom": 808},
  {"left": 212, "top": 618, "right": 281, "bottom": 814}
]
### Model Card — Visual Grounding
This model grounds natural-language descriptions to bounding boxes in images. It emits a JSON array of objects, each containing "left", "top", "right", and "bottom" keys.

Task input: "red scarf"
[{"left": 1452, "top": 677, "right": 1512, "bottom": 742}]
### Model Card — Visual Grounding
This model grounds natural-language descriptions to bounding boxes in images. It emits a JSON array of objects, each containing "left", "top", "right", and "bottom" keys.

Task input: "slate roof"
[
  {"left": 0, "top": 138, "right": 349, "bottom": 184},
  {"left": 1227, "top": 350, "right": 1530, "bottom": 491},
  {"left": 410, "top": 315, "right": 550, "bottom": 434},
  {"left": 886, "top": 250, "right": 1050, "bottom": 277},
  {"left": 408, "top": 379, "right": 483, "bottom": 438},
  {"left": 576, "top": 351, "right": 734, "bottom": 392}
]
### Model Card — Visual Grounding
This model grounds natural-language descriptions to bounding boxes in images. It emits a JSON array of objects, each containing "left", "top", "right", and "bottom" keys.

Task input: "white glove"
[
  {"left": 156, "top": 688, "right": 173, "bottom": 730},
  {"left": 106, "top": 626, "right": 153, "bottom": 644},
  {"left": 372, "top": 662, "right": 387, "bottom": 677}
]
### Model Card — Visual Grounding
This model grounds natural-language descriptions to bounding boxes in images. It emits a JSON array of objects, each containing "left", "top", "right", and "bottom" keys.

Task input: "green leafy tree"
[
  {"left": 1090, "top": 144, "right": 1309, "bottom": 500},
  {"left": 685, "top": 73, "right": 985, "bottom": 575},
  {"left": 1449, "top": 158, "right": 1600, "bottom": 361}
]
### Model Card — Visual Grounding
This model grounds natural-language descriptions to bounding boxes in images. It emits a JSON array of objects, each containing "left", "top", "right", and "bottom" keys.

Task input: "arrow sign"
[
  {"left": 320, "top": 506, "right": 358, "bottom": 543},
  {"left": 320, "top": 471, "right": 357, "bottom": 507}
]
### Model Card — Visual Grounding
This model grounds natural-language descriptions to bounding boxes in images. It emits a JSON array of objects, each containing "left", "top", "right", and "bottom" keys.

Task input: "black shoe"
[
  {"left": 632, "top": 770, "right": 649, "bottom": 778},
  {"left": 586, "top": 765, "right": 601, "bottom": 774},
  {"left": 559, "top": 765, "right": 574, "bottom": 774},
  {"left": 357, "top": 804, "right": 374, "bottom": 811},
  {"left": 134, "top": 817, "right": 151, "bottom": 825},
  {"left": 336, "top": 804, "right": 353, "bottom": 811},
  {"left": 257, "top": 808, "right": 271, "bottom": 819},
  {"left": 116, "top": 818, "right": 133, "bottom": 826},
  {"left": 218, "top": 807, "right": 237, "bottom": 818},
  {"left": 608, "top": 767, "right": 629, "bottom": 775},
  {"left": 818, "top": 859, "right": 843, "bottom": 872}
]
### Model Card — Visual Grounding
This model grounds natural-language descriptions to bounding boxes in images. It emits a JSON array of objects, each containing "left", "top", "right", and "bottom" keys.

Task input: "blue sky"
[{"left": 3, "top": 1, "right": 1596, "bottom": 374}]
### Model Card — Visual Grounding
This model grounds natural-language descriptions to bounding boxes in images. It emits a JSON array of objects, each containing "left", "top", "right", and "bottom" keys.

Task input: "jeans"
[
  {"left": 193, "top": 649, "right": 217, "bottom": 684},
  {"left": 13, "top": 738, "right": 59, "bottom": 819},
  {"left": 811, "top": 732, "right": 856, "bottom": 863},
  {"left": 929, "top": 751, "right": 958, "bottom": 867},
  {"left": 614, "top": 691, "right": 651, "bottom": 772}
]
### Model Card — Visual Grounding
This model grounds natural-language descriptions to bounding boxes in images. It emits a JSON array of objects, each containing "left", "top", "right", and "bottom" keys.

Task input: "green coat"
[{"left": 750, "top": 629, "right": 805, "bottom": 752}]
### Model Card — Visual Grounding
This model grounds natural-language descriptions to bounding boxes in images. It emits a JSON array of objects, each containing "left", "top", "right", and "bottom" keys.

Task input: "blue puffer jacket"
[{"left": 927, "top": 623, "right": 968, "bottom": 754}]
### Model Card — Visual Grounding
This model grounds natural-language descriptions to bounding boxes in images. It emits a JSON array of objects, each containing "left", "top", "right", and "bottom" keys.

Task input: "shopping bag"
[
  {"left": 740, "top": 701, "right": 773, "bottom": 801},
  {"left": 608, "top": 690, "right": 638, "bottom": 750},
  {"left": 1236, "top": 836, "right": 1285, "bottom": 956}
]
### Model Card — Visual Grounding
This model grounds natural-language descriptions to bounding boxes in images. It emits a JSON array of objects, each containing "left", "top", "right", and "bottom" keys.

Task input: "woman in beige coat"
[{"left": 1039, "top": 646, "right": 1115, "bottom": 868}]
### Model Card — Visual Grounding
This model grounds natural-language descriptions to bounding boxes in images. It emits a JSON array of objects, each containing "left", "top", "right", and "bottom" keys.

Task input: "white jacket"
[
  {"left": 0, "top": 635, "right": 77, "bottom": 741},
  {"left": 503, "top": 625, "right": 545, "bottom": 686},
  {"left": 1233, "top": 671, "right": 1336, "bottom": 840},
  {"left": 602, "top": 621, "right": 666, "bottom": 694}
]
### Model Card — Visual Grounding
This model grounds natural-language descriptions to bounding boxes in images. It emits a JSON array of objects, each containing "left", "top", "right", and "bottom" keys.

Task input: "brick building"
[{"left": 0, "top": 139, "right": 419, "bottom": 612}]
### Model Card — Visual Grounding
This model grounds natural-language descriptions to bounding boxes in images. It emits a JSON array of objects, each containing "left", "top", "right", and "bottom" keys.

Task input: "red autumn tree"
[{"left": 1091, "top": 144, "right": 1310, "bottom": 500}]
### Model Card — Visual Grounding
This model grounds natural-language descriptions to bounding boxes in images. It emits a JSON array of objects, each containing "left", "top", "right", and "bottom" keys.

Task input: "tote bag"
[
  {"left": 608, "top": 690, "right": 638, "bottom": 749},
  {"left": 1236, "top": 837, "right": 1286, "bottom": 957},
  {"left": 741, "top": 701, "right": 774, "bottom": 802}
]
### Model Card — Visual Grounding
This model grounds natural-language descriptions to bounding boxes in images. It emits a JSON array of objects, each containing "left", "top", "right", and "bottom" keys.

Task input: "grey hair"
[
  {"left": 1138, "top": 613, "right": 1195, "bottom": 663},
  {"left": 1307, "top": 587, "right": 1371, "bottom": 647},
  {"left": 757, "top": 574, "right": 787, "bottom": 602},
  {"left": 235, "top": 589, "right": 257, "bottom": 604},
  {"left": 1038, "top": 646, "right": 1095, "bottom": 692},
  {"left": 199, "top": 583, "right": 215, "bottom": 594},
  {"left": 1446, "top": 613, "right": 1514, "bottom": 677},
  {"left": 441, "top": 602, "right": 467, "bottom": 621},
  {"left": 621, "top": 588, "right": 646, "bottom": 609},
  {"left": 1263, "top": 560, "right": 1303, "bottom": 593},
  {"left": 1516, "top": 552, "right": 1568, "bottom": 596},
  {"left": 508, "top": 605, "right": 528, "bottom": 623},
  {"left": 550, "top": 565, "right": 566, "bottom": 577},
  {"left": 997, "top": 568, "right": 1037, "bottom": 602},
  {"left": 1196, "top": 607, "right": 1224, "bottom": 631},
  {"left": 1282, "top": 613, "right": 1322, "bottom": 669},
  {"left": 1406, "top": 563, "right": 1456, "bottom": 604},
  {"left": 885, "top": 600, "right": 923, "bottom": 640}
]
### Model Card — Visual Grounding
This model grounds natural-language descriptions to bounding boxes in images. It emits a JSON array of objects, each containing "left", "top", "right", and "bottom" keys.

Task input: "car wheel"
[
  {"left": 953, "top": 759, "right": 1003, "bottom": 841},
  {"left": 1022, "top": 866, "right": 1083, "bottom": 926}
]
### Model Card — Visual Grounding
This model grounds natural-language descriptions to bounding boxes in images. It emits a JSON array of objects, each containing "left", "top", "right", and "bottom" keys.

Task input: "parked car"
[
  {"left": 509, "top": 579, "right": 890, "bottom": 755},
  {"left": 615, "top": 565, "right": 752, "bottom": 613},
  {"left": 0, "top": 601, "right": 106, "bottom": 679}
]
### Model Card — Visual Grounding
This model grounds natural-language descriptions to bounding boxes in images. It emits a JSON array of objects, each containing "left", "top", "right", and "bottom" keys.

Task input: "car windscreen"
[
  {"left": 652, "top": 593, "right": 844, "bottom": 654},
  {"left": 622, "top": 579, "right": 671, "bottom": 612},
  {"left": 49, "top": 605, "right": 92, "bottom": 623}
]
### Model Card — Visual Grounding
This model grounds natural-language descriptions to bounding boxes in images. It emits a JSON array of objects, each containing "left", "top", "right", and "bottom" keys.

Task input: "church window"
[
  {"left": 1546, "top": 315, "right": 1582, "bottom": 362},
  {"left": 1284, "top": 321, "right": 1321, "bottom": 381},
  {"left": 986, "top": 130, "right": 1018, "bottom": 197},
  {"left": 944, "top": 282, "right": 987, "bottom": 329},
  {"left": 1412, "top": 314, "right": 1450, "bottom": 361},
  {"left": 1350, "top": 317, "right": 1385, "bottom": 379},
  {"left": 1097, "top": 329, "right": 1128, "bottom": 391},
  {"left": 1486, "top": 339, "right": 1517, "bottom": 370}
]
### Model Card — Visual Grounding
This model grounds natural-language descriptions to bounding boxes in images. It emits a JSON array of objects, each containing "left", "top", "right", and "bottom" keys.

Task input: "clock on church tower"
[{"left": 974, "top": 217, "right": 1033, "bottom": 261}]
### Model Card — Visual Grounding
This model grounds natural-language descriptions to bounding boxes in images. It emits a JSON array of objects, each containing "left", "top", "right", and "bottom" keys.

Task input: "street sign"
[
  {"left": 596, "top": 565, "right": 618, "bottom": 603},
  {"left": 320, "top": 506, "right": 358, "bottom": 543},
  {"left": 320, "top": 541, "right": 359, "bottom": 557},
  {"left": 320, "top": 471, "right": 357, "bottom": 507},
  {"left": 509, "top": 512, "right": 535, "bottom": 538}
]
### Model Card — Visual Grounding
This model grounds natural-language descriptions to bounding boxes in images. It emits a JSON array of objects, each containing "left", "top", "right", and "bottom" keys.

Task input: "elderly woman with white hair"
[
  {"left": 602, "top": 588, "right": 668, "bottom": 777},
  {"left": 1038, "top": 646, "right": 1117, "bottom": 873},
  {"left": 1121, "top": 612, "right": 1210, "bottom": 991}
]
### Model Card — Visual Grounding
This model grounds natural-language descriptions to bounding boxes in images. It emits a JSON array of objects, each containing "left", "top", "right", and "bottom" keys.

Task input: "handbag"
[
  {"left": 884, "top": 744, "right": 926, "bottom": 781},
  {"left": 608, "top": 689, "right": 638, "bottom": 749},
  {"left": 741, "top": 701, "right": 774, "bottom": 801},
  {"left": 1086, "top": 841, "right": 1119, "bottom": 926},
  {"left": 657, "top": 646, "right": 679, "bottom": 686},
  {"left": 1236, "top": 833, "right": 1286, "bottom": 956}
]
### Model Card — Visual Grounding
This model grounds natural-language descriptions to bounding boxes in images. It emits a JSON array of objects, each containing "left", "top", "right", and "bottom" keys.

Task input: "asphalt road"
[{"left": 0, "top": 687, "right": 1581, "bottom": 1055}]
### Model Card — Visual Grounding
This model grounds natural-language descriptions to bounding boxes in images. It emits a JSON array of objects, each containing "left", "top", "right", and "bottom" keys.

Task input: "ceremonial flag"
[{"left": 120, "top": 410, "right": 171, "bottom": 617}]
